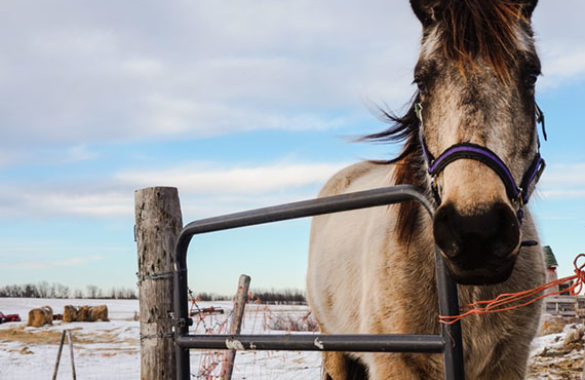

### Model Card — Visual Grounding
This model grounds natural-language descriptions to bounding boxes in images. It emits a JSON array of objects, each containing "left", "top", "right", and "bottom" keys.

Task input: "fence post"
[
  {"left": 222, "top": 274, "right": 251, "bottom": 380},
  {"left": 135, "top": 187, "right": 183, "bottom": 380}
]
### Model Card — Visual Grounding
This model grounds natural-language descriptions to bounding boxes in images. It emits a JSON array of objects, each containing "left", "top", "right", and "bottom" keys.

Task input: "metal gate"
[{"left": 172, "top": 184, "right": 465, "bottom": 379}]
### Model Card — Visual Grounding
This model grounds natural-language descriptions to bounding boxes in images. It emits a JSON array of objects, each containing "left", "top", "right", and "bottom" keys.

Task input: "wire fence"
[{"left": 190, "top": 296, "right": 321, "bottom": 379}]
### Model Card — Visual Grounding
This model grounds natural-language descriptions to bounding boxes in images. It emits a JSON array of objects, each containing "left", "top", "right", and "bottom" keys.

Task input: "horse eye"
[
  {"left": 525, "top": 73, "right": 539, "bottom": 88},
  {"left": 414, "top": 77, "right": 429, "bottom": 95}
]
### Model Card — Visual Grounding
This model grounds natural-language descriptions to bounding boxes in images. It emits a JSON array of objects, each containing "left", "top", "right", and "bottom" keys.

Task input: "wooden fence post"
[
  {"left": 222, "top": 274, "right": 251, "bottom": 380},
  {"left": 135, "top": 187, "right": 183, "bottom": 380}
]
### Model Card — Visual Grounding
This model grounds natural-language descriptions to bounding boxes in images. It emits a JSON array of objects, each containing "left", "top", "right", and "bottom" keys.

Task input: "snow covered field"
[
  {"left": 0, "top": 298, "right": 321, "bottom": 379},
  {"left": 1, "top": 298, "right": 583, "bottom": 379}
]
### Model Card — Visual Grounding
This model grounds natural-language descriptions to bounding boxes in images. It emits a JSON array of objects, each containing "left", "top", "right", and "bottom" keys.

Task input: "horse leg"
[
  {"left": 322, "top": 352, "right": 368, "bottom": 380},
  {"left": 322, "top": 352, "right": 349, "bottom": 380},
  {"left": 367, "top": 353, "right": 420, "bottom": 380},
  {"left": 474, "top": 342, "right": 529, "bottom": 380}
]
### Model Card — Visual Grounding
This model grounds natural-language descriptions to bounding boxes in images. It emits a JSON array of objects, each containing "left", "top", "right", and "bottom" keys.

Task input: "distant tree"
[
  {"left": 24, "top": 283, "right": 40, "bottom": 298},
  {"left": 0, "top": 283, "right": 136, "bottom": 299},
  {"left": 37, "top": 282, "right": 49, "bottom": 298},
  {"left": 124, "top": 287, "right": 138, "bottom": 299},
  {"left": 49, "top": 283, "right": 57, "bottom": 298},
  {"left": 73, "top": 288, "right": 83, "bottom": 299},
  {"left": 56, "top": 284, "right": 70, "bottom": 299},
  {"left": 250, "top": 288, "right": 306, "bottom": 305},
  {"left": 86, "top": 285, "right": 99, "bottom": 299}
]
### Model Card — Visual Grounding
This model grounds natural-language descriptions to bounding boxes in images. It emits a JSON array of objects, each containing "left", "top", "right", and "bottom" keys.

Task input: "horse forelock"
[{"left": 432, "top": 0, "right": 533, "bottom": 82}]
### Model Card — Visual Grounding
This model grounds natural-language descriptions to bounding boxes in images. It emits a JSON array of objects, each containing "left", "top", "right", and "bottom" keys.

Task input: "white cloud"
[
  {"left": 533, "top": 0, "right": 585, "bottom": 88},
  {"left": 0, "top": 0, "right": 419, "bottom": 148},
  {"left": 537, "top": 49, "right": 585, "bottom": 89},
  {"left": 538, "top": 163, "right": 585, "bottom": 199},
  {"left": 545, "top": 51, "right": 585, "bottom": 79},
  {"left": 118, "top": 162, "right": 347, "bottom": 194},
  {"left": 0, "top": 161, "right": 347, "bottom": 219},
  {"left": 1, "top": 1, "right": 580, "bottom": 150},
  {"left": 5, "top": 255, "right": 103, "bottom": 270},
  {"left": 1, "top": 159, "right": 581, "bottom": 220},
  {"left": 138, "top": 97, "right": 348, "bottom": 137},
  {"left": 540, "top": 189, "right": 585, "bottom": 199},
  {"left": 65, "top": 145, "right": 99, "bottom": 163},
  {"left": 121, "top": 58, "right": 165, "bottom": 77}
]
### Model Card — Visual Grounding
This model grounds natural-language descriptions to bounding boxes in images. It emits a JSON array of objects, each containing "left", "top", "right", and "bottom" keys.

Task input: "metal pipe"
[
  {"left": 435, "top": 247, "right": 465, "bottom": 380},
  {"left": 176, "top": 334, "right": 445, "bottom": 353}
]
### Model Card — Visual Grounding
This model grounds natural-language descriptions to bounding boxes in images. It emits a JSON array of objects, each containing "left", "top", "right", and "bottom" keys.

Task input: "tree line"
[
  {"left": 194, "top": 288, "right": 307, "bottom": 305},
  {"left": 0, "top": 282, "right": 137, "bottom": 299},
  {"left": 250, "top": 289, "right": 306, "bottom": 304},
  {"left": 1, "top": 282, "right": 305, "bottom": 304}
]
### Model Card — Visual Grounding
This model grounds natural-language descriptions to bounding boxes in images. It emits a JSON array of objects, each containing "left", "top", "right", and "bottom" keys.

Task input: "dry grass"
[
  {"left": 265, "top": 312, "right": 319, "bottom": 332},
  {"left": 529, "top": 357, "right": 584, "bottom": 379},
  {"left": 0, "top": 325, "right": 136, "bottom": 346},
  {"left": 529, "top": 324, "right": 585, "bottom": 379}
]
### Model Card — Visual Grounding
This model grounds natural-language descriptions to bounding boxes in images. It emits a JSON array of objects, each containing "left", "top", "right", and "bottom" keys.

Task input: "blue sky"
[{"left": 1, "top": 1, "right": 584, "bottom": 296}]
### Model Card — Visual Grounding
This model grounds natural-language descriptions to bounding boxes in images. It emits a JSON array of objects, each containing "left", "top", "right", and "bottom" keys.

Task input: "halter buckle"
[
  {"left": 516, "top": 189, "right": 525, "bottom": 208},
  {"left": 430, "top": 176, "right": 441, "bottom": 203}
]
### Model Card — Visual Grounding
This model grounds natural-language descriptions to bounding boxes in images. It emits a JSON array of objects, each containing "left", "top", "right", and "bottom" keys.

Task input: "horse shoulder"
[
  {"left": 316, "top": 161, "right": 393, "bottom": 198},
  {"left": 307, "top": 161, "right": 396, "bottom": 333}
]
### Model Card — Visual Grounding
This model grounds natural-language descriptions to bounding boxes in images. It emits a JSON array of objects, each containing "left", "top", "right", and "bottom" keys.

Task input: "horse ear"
[
  {"left": 522, "top": 0, "right": 538, "bottom": 18},
  {"left": 510, "top": 0, "right": 538, "bottom": 18},
  {"left": 410, "top": 0, "right": 439, "bottom": 27}
]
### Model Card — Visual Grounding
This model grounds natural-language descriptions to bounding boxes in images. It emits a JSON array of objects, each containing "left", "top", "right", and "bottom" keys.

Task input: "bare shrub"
[{"left": 265, "top": 311, "right": 319, "bottom": 332}]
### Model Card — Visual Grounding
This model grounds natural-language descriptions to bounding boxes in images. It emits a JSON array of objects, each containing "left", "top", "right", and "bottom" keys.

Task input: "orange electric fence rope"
[{"left": 439, "top": 253, "right": 585, "bottom": 325}]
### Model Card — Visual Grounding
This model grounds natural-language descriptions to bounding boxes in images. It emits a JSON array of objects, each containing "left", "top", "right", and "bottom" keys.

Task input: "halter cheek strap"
[{"left": 415, "top": 102, "right": 546, "bottom": 222}]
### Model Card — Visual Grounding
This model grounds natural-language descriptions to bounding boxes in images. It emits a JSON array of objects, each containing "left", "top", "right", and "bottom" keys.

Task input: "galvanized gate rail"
[{"left": 173, "top": 184, "right": 465, "bottom": 379}]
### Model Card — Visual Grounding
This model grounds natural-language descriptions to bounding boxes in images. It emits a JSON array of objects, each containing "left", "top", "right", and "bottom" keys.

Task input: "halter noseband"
[{"left": 415, "top": 102, "right": 546, "bottom": 223}]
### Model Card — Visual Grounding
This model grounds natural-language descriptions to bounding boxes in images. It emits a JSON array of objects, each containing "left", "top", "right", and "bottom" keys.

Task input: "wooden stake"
[
  {"left": 52, "top": 330, "right": 66, "bottom": 380},
  {"left": 67, "top": 330, "right": 76, "bottom": 380},
  {"left": 135, "top": 187, "right": 183, "bottom": 380},
  {"left": 52, "top": 329, "right": 76, "bottom": 380},
  {"left": 222, "top": 274, "right": 251, "bottom": 380}
]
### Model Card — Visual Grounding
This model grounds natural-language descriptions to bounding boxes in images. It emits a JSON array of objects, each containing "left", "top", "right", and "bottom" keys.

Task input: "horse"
[{"left": 306, "top": 0, "right": 546, "bottom": 379}]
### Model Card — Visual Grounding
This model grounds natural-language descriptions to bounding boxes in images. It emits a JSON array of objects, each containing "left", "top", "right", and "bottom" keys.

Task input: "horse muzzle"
[{"left": 433, "top": 201, "right": 520, "bottom": 285}]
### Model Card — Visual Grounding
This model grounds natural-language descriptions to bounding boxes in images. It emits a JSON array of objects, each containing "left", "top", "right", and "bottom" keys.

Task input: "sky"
[{"left": 1, "top": 1, "right": 584, "bottom": 296}]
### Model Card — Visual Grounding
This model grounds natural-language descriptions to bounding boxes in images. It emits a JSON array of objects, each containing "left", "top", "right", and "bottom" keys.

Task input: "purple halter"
[{"left": 415, "top": 102, "right": 546, "bottom": 223}]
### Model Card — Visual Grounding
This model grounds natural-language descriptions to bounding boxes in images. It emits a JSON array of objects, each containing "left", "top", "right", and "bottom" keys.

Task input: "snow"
[
  {"left": 0, "top": 298, "right": 322, "bottom": 380},
  {"left": 1, "top": 298, "right": 583, "bottom": 379}
]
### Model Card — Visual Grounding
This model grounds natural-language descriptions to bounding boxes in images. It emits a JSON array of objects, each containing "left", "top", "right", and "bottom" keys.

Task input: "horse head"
[{"left": 410, "top": 0, "right": 544, "bottom": 284}]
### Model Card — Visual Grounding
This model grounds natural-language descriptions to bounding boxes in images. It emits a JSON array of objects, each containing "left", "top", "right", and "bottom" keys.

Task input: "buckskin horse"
[{"left": 307, "top": 0, "right": 546, "bottom": 378}]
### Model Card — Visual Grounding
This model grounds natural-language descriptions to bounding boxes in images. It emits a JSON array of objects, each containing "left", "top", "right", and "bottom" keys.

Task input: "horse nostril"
[
  {"left": 433, "top": 202, "right": 520, "bottom": 261},
  {"left": 433, "top": 203, "right": 460, "bottom": 258}
]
